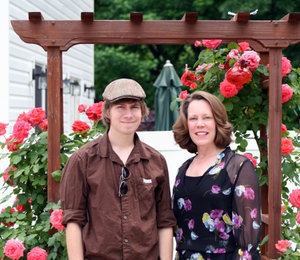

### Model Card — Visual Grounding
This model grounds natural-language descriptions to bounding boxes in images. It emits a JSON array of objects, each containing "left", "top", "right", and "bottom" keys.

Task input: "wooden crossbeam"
[
  {"left": 182, "top": 12, "right": 198, "bottom": 23},
  {"left": 130, "top": 12, "right": 143, "bottom": 23},
  {"left": 28, "top": 12, "right": 44, "bottom": 22},
  {"left": 231, "top": 12, "right": 250, "bottom": 23},
  {"left": 281, "top": 12, "right": 300, "bottom": 23},
  {"left": 81, "top": 12, "right": 94, "bottom": 23}
]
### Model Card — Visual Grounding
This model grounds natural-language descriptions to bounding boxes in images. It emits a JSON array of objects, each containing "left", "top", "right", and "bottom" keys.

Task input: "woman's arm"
[
  {"left": 158, "top": 227, "right": 174, "bottom": 260},
  {"left": 66, "top": 222, "right": 84, "bottom": 260}
]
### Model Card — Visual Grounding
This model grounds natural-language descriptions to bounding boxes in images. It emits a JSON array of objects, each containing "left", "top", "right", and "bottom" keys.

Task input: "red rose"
[
  {"left": 1, "top": 208, "right": 16, "bottom": 226},
  {"left": 219, "top": 79, "right": 238, "bottom": 98},
  {"left": 5, "top": 135, "right": 22, "bottom": 152},
  {"left": 16, "top": 112, "right": 29, "bottom": 123},
  {"left": 0, "top": 122, "right": 8, "bottom": 136},
  {"left": 238, "top": 42, "right": 251, "bottom": 52},
  {"left": 26, "top": 107, "right": 46, "bottom": 127},
  {"left": 78, "top": 104, "right": 87, "bottom": 113},
  {"left": 38, "top": 119, "right": 48, "bottom": 131},
  {"left": 13, "top": 120, "right": 32, "bottom": 141},
  {"left": 281, "top": 206, "right": 285, "bottom": 215},
  {"left": 181, "top": 71, "right": 196, "bottom": 87},
  {"left": 281, "top": 138, "right": 293, "bottom": 155},
  {"left": 27, "top": 247, "right": 48, "bottom": 260},
  {"left": 226, "top": 64, "right": 252, "bottom": 86},
  {"left": 281, "top": 57, "right": 292, "bottom": 77},
  {"left": 282, "top": 84, "right": 293, "bottom": 103},
  {"left": 275, "top": 240, "right": 292, "bottom": 253},
  {"left": 14, "top": 197, "right": 25, "bottom": 212},
  {"left": 72, "top": 120, "right": 90, "bottom": 135},
  {"left": 3, "top": 166, "right": 17, "bottom": 185},
  {"left": 3, "top": 238, "right": 25, "bottom": 260},
  {"left": 50, "top": 209, "right": 65, "bottom": 230},
  {"left": 243, "top": 153, "right": 257, "bottom": 168},
  {"left": 86, "top": 102, "right": 104, "bottom": 122},
  {"left": 281, "top": 123, "right": 287, "bottom": 133},
  {"left": 289, "top": 189, "right": 300, "bottom": 208},
  {"left": 179, "top": 90, "right": 189, "bottom": 100},
  {"left": 194, "top": 40, "right": 201, "bottom": 47},
  {"left": 202, "top": 39, "right": 222, "bottom": 49}
]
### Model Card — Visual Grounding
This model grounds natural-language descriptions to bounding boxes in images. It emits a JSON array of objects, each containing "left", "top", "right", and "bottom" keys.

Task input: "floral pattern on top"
[{"left": 173, "top": 147, "right": 261, "bottom": 260}]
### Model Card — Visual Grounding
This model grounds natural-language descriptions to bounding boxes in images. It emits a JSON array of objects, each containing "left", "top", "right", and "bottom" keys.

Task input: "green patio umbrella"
[{"left": 153, "top": 60, "right": 182, "bottom": 131}]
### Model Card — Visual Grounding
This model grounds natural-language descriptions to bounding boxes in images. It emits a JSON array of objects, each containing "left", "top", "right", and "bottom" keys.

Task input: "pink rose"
[
  {"left": 179, "top": 90, "right": 189, "bottom": 100},
  {"left": 16, "top": 112, "right": 29, "bottom": 123},
  {"left": 39, "top": 119, "right": 48, "bottom": 131},
  {"left": 281, "top": 123, "right": 287, "bottom": 133},
  {"left": 26, "top": 107, "right": 46, "bottom": 127},
  {"left": 194, "top": 40, "right": 201, "bottom": 47},
  {"left": 72, "top": 120, "right": 90, "bottom": 135},
  {"left": 219, "top": 79, "right": 238, "bottom": 98},
  {"left": 227, "top": 49, "right": 239, "bottom": 60},
  {"left": 244, "top": 187, "right": 255, "bottom": 200},
  {"left": 13, "top": 120, "right": 32, "bottom": 141},
  {"left": 181, "top": 71, "right": 196, "bottom": 87},
  {"left": 296, "top": 211, "right": 300, "bottom": 224},
  {"left": 86, "top": 102, "right": 104, "bottom": 122},
  {"left": 78, "top": 104, "right": 87, "bottom": 113},
  {"left": 275, "top": 240, "right": 292, "bottom": 253},
  {"left": 281, "top": 138, "right": 293, "bottom": 155},
  {"left": 281, "top": 206, "right": 286, "bottom": 215},
  {"left": 289, "top": 189, "right": 300, "bottom": 208},
  {"left": 50, "top": 209, "right": 65, "bottom": 230},
  {"left": 241, "top": 51, "right": 261, "bottom": 71},
  {"left": 3, "top": 238, "right": 25, "bottom": 260},
  {"left": 0, "top": 122, "right": 8, "bottom": 136},
  {"left": 282, "top": 84, "right": 293, "bottom": 103},
  {"left": 27, "top": 247, "right": 48, "bottom": 260},
  {"left": 202, "top": 39, "right": 222, "bottom": 49},
  {"left": 238, "top": 42, "right": 251, "bottom": 52},
  {"left": 281, "top": 57, "right": 292, "bottom": 77},
  {"left": 243, "top": 153, "right": 257, "bottom": 168}
]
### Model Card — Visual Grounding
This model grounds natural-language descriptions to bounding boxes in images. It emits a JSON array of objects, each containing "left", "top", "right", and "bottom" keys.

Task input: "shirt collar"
[{"left": 97, "top": 131, "right": 151, "bottom": 164}]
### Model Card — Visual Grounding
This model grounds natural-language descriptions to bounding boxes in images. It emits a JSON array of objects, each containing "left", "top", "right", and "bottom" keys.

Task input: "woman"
[{"left": 172, "top": 91, "right": 261, "bottom": 260}]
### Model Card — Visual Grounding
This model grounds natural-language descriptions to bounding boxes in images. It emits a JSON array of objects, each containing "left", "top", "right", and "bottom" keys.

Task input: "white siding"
[{"left": 9, "top": 0, "right": 94, "bottom": 132}]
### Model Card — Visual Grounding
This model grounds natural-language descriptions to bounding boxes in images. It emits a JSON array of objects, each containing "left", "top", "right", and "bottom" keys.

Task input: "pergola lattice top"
[{"left": 11, "top": 11, "right": 300, "bottom": 259}]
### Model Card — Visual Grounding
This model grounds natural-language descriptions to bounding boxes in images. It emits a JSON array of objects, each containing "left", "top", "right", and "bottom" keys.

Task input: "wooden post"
[
  {"left": 47, "top": 47, "right": 62, "bottom": 203},
  {"left": 268, "top": 48, "right": 282, "bottom": 259}
]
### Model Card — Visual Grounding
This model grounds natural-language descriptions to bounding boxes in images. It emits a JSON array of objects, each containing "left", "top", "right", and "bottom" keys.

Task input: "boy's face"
[{"left": 108, "top": 100, "right": 142, "bottom": 136}]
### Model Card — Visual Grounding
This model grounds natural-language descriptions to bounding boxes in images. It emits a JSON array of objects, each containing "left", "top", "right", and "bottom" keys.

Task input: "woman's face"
[{"left": 187, "top": 99, "right": 217, "bottom": 149}]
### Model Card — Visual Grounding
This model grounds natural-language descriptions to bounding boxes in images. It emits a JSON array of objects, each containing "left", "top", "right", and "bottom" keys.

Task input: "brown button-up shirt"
[{"left": 61, "top": 132, "right": 176, "bottom": 260}]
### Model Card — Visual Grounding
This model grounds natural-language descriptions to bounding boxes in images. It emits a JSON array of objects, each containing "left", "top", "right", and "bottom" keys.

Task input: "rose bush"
[
  {"left": 0, "top": 103, "right": 106, "bottom": 259},
  {"left": 173, "top": 40, "right": 300, "bottom": 258}
]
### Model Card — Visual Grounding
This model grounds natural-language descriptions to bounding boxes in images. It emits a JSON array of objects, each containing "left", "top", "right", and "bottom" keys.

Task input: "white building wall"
[{"left": 9, "top": 0, "right": 94, "bottom": 132}]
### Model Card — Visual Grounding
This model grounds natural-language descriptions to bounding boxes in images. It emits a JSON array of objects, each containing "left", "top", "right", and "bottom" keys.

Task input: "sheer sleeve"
[{"left": 232, "top": 159, "right": 262, "bottom": 259}]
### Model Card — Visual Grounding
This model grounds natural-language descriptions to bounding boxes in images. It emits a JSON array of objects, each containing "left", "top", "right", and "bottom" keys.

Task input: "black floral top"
[{"left": 172, "top": 147, "right": 261, "bottom": 260}]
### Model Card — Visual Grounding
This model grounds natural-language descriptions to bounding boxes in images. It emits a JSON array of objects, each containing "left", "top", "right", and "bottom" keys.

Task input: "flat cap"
[{"left": 102, "top": 78, "right": 146, "bottom": 102}]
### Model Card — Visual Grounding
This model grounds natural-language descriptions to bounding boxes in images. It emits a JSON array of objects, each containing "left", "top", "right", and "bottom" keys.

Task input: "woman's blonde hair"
[{"left": 173, "top": 91, "right": 233, "bottom": 153}]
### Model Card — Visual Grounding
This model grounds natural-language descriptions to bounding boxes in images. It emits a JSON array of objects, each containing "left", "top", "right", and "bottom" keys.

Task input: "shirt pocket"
[{"left": 136, "top": 179, "right": 156, "bottom": 219}]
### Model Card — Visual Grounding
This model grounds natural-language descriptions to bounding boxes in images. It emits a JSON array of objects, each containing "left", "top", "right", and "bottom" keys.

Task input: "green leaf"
[
  {"left": 51, "top": 170, "right": 62, "bottom": 182},
  {"left": 17, "top": 214, "right": 26, "bottom": 220},
  {"left": 227, "top": 42, "right": 239, "bottom": 50},
  {"left": 11, "top": 155, "right": 22, "bottom": 164},
  {"left": 223, "top": 101, "right": 233, "bottom": 111},
  {"left": 37, "top": 195, "right": 45, "bottom": 205},
  {"left": 260, "top": 235, "right": 268, "bottom": 246},
  {"left": 170, "top": 99, "right": 179, "bottom": 111},
  {"left": 33, "top": 164, "right": 40, "bottom": 173}
]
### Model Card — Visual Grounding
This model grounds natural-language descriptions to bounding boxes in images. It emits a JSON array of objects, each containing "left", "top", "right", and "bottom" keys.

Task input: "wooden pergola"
[{"left": 11, "top": 11, "right": 300, "bottom": 259}]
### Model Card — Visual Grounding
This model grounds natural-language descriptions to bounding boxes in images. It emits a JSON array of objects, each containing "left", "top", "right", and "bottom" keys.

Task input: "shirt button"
[
  {"left": 123, "top": 216, "right": 127, "bottom": 220},
  {"left": 124, "top": 239, "right": 128, "bottom": 243}
]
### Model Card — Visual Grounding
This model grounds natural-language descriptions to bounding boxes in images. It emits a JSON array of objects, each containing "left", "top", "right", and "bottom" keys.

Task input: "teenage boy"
[{"left": 61, "top": 78, "right": 176, "bottom": 260}]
